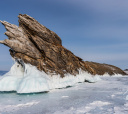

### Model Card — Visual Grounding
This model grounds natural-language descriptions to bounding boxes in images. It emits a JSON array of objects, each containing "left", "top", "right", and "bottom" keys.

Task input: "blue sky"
[{"left": 0, "top": 0, "right": 128, "bottom": 70}]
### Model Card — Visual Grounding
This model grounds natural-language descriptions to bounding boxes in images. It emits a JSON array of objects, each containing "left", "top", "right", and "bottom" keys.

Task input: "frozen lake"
[{"left": 0, "top": 76, "right": 128, "bottom": 114}]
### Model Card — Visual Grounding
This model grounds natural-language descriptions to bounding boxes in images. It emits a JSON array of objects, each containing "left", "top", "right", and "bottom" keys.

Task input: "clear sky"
[{"left": 0, "top": 0, "right": 128, "bottom": 71}]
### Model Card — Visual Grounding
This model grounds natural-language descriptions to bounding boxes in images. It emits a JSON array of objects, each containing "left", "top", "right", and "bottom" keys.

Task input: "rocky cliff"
[{"left": 0, "top": 14, "right": 126, "bottom": 77}]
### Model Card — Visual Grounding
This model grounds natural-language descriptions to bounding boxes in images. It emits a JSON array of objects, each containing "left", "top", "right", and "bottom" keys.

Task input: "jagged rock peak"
[{"left": 0, "top": 14, "right": 126, "bottom": 77}]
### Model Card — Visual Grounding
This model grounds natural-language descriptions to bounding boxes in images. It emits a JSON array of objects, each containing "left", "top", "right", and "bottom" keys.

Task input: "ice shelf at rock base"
[{"left": 0, "top": 62, "right": 122, "bottom": 94}]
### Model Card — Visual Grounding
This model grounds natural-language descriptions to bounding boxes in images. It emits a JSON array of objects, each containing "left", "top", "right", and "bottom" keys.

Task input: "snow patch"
[
  {"left": 53, "top": 101, "right": 111, "bottom": 114},
  {"left": 61, "top": 96, "right": 69, "bottom": 98},
  {"left": 77, "top": 101, "right": 111, "bottom": 113},
  {"left": 114, "top": 104, "right": 128, "bottom": 114},
  {"left": 0, "top": 61, "right": 102, "bottom": 93},
  {"left": 0, "top": 101, "right": 39, "bottom": 112}
]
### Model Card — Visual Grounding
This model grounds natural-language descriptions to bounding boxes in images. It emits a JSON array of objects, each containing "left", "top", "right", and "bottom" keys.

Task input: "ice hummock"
[{"left": 0, "top": 61, "right": 101, "bottom": 93}]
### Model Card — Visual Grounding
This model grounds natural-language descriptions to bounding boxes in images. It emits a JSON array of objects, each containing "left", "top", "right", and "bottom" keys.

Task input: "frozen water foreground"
[{"left": 0, "top": 76, "right": 128, "bottom": 114}]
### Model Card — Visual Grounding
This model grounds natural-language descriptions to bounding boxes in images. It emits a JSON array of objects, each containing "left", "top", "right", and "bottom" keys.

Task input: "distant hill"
[{"left": 124, "top": 69, "right": 128, "bottom": 71}]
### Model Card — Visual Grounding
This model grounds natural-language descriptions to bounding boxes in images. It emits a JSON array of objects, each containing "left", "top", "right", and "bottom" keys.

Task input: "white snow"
[
  {"left": 0, "top": 101, "right": 39, "bottom": 112},
  {"left": 61, "top": 96, "right": 69, "bottom": 98},
  {"left": 0, "top": 61, "right": 102, "bottom": 93},
  {"left": 75, "top": 101, "right": 111, "bottom": 114},
  {"left": 0, "top": 76, "right": 127, "bottom": 114}
]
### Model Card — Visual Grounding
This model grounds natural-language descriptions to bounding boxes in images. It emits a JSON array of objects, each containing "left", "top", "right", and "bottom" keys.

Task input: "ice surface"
[
  {"left": 0, "top": 62, "right": 102, "bottom": 93},
  {"left": 0, "top": 76, "right": 128, "bottom": 114},
  {"left": 0, "top": 61, "right": 127, "bottom": 113}
]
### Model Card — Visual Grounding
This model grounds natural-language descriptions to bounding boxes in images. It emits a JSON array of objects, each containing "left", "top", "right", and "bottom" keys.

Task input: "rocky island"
[{"left": 0, "top": 14, "right": 126, "bottom": 93}]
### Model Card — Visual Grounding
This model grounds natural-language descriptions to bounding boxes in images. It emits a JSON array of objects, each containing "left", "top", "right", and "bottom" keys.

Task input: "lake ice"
[{"left": 0, "top": 76, "right": 128, "bottom": 114}]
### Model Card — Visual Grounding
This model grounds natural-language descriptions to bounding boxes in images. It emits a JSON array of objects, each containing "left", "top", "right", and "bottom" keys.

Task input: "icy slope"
[{"left": 0, "top": 62, "right": 101, "bottom": 93}]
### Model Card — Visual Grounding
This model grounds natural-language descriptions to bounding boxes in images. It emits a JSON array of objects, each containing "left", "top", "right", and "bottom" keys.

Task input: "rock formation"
[{"left": 0, "top": 14, "right": 126, "bottom": 77}]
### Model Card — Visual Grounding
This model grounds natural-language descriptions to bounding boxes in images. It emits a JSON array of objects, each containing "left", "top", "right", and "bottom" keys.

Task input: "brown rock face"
[{"left": 0, "top": 14, "right": 126, "bottom": 77}]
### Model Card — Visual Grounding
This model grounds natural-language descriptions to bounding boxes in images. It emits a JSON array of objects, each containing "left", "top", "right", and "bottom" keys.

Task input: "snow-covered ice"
[
  {"left": 0, "top": 62, "right": 101, "bottom": 93},
  {"left": 0, "top": 61, "right": 127, "bottom": 113},
  {"left": 0, "top": 76, "right": 128, "bottom": 114}
]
